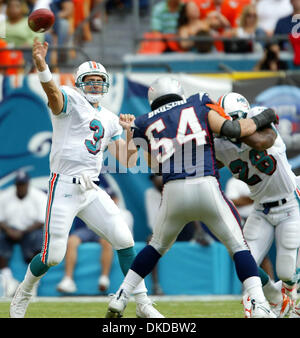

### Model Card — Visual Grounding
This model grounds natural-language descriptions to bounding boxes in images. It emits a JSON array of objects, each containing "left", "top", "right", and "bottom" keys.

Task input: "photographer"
[{"left": 254, "top": 42, "right": 288, "bottom": 71}]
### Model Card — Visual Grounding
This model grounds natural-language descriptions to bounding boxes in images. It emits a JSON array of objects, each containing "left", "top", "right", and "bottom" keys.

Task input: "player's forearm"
[
  {"left": 125, "top": 130, "right": 138, "bottom": 168},
  {"left": 40, "top": 79, "right": 64, "bottom": 115},
  {"left": 37, "top": 63, "right": 63, "bottom": 115},
  {"left": 240, "top": 129, "right": 276, "bottom": 151}
]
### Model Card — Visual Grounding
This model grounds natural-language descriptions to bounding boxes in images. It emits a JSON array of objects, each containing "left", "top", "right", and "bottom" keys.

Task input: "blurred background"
[{"left": 0, "top": 0, "right": 300, "bottom": 298}]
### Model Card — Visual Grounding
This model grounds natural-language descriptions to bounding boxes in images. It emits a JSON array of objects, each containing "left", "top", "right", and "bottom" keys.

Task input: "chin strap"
[{"left": 83, "top": 92, "right": 102, "bottom": 104}]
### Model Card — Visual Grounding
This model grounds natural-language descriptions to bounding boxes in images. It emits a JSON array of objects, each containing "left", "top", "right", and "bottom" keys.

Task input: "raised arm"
[{"left": 32, "top": 38, "right": 64, "bottom": 115}]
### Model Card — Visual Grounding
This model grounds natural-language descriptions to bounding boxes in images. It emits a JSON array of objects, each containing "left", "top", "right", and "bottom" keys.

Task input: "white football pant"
[{"left": 149, "top": 176, "right": 248, "bottom": 256}]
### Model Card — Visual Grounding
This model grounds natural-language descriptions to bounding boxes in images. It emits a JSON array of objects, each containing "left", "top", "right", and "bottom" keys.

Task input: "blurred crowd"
[
  {"left": 0, "top": 0, "right": 298, "bottom": 74},
  {"left": 139, "top": 0, "right": 299, "bottom": 70},
  {"left": 0, "top": 0, "right": 134, "bottom": 74}
]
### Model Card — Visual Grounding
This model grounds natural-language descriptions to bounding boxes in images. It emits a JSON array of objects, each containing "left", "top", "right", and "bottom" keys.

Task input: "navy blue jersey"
[{"left": 133, "top": 93, "right": 219, "bottom": 183}]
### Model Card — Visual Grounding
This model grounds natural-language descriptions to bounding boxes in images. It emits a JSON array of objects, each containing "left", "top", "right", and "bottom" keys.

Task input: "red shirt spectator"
[{"left": 195, "top": 0, "right": 248, "bottom": 28}]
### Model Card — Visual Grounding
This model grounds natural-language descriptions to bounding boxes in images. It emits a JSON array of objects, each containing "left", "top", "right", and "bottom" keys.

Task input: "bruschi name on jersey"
[{"left": 148, "top": 99, "right": 186, "bottom": 118}]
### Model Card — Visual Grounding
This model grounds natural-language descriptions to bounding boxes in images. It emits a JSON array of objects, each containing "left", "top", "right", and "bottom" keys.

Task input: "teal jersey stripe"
[
  {"left": 45, "top": 174, "right": 59, "bottom": 264},
  {"left": 60, "top": 89, "right": 68, "bottom": 114},
  {"left": 111, "top": 134, "right": 122, "bottom": 142},
  {"left": 41, "top": 173, "right": 53, "bottom": 253}
]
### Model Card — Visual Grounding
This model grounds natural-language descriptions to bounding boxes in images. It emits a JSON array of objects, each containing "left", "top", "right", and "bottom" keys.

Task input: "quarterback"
[{"left": 10, "top": 38, "right": 163, "bottom": 318}]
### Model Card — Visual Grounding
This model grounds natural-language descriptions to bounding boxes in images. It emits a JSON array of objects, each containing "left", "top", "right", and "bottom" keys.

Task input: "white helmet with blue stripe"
[
  {"left": 218, "top": 92, "right": 250, "bottom": 120},
  {"left": 74, "top": 61, "right": 109, "bottom": 103}
]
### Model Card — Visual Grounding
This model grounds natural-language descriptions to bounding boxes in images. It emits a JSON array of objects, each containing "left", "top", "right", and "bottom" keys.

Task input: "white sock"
[
  {"left": 22, "top": 266, "right": 44, "bottom": 293},
  {"left": 132, "top": 279, "right": 148, "bottom": 295},
  {"left": 134, "top": 292, "right": 149, "bottom": 305},
  {"left": 119, "top": 269, "right": 143, "bottom": 295},
  {"left": 243, "top": 276, "right": 266, "bottom": 303},
  {"left": 263, "top": 279, "right": 282, "bottom": 304}
]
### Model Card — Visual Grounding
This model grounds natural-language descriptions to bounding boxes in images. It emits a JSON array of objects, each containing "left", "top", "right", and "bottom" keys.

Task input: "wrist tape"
[{"left": 38, "top": 65, "right": 52, "bottom": 83}]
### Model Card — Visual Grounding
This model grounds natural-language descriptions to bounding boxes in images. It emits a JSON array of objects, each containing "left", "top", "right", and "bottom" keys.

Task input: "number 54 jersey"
[
  {"left": 214, "top": 108, "right": 297, "bottom": 204},
  {"left": 49, "top": 86, "right": 122, "bottom": 178}
]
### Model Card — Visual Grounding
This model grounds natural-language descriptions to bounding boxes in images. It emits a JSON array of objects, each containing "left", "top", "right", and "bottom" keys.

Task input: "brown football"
[{"left": 28, "top": 8, "right": 55, "bottom": 33}]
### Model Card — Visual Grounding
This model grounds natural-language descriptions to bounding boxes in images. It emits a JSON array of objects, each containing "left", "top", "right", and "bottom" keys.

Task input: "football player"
[
  {"left": 107, "top": 77, "right": 278, "bottom": 318},
  {"left": 214, "top": 92, "right": 300, "bottom": 318},
  {"left": 10, "top": 38, "right": 163, "bottom": 318}
]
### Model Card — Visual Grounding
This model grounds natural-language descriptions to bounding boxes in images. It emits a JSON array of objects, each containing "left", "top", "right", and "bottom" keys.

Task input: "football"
[{"left": 28, "top": 8, "right": 55, "bottom": 33}]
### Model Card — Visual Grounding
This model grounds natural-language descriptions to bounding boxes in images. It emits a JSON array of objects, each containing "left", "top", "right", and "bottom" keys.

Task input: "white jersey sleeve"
[
  {"left": 109, "top": 113, "right": 123, "bottom": 142},
  {"left": 58, "top": 85, "right": 84, "bottom": 116}
]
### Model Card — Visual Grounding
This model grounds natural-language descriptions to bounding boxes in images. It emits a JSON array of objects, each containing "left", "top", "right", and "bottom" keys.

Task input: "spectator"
[
  {"left": 0, "top": 171, "right": 47, "bottom": 297},
  {"left": 6, "top": 0, "right": 44, "bottom": 65},
  {"left": 274, "top": 0, "right": 300, "bottom": 50},
  {"left": 196, "top": 0, "right": 242, "bottom": 29},
  {"left": 89, "top": 0, "right": 105, "bottom": 33},
  {"left": 223, "top": 4, "right": 266, "bottom": 53},
  {"left": 253, "top": 42, "right": 289, "bottom": 70},
  {"left": 138, "top": 0, "right": 184, "bottom": 54},
  {"left": 151, "top": 0, "right": 183, "bottom": 34},
  {"left": 57, "top": 183, "right": 134, "bottom": 295},
  {"left": 191, "top": 0, "right": 245, "bottom": 51},
  {"left": 0, "top": 0, "right": 6, "bottom": 21},
  {"left": 225, "top": 177, "right": 275, "bottom": 280},
  {"left": 177, "top": 1, "right": 214, "bottom": 52},
  {"left": 256, "top": 0, "right": 293, "bottom": 36},
  {"left": 46, "top": 0, "right": 74, "bottom": 66}
]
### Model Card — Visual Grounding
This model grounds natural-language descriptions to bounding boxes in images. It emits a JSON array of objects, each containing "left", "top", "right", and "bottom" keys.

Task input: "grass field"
[{"left": 0, "top": 297, "right": 244, "bottom": 318}]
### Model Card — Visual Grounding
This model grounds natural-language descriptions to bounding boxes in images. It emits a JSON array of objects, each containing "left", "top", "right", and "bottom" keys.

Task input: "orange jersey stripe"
[
  {"left": 206, "top": 103, "right": 231, "bottom": 120},
  {"left": 41, "top": 173, "right": 58, "bottom": 264}
]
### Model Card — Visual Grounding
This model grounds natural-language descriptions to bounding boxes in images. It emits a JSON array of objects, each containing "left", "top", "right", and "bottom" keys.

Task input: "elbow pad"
[
  {"left": 251, "top": 108, "right": 277, "bottom": 130},
  {"left": 220, "top": 120, "right": 241, "bottom": 139}
]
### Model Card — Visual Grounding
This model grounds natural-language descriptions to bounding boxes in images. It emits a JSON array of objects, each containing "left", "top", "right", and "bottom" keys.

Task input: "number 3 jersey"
[
  {"left": 132, "top": 93, "right": 219, "bottom": 184},
  {"left": 49, "top": 86, "right": 122, "bottom": 178},
  {"left": 214, "top": 108, "right": 296, "bottom": 204}
]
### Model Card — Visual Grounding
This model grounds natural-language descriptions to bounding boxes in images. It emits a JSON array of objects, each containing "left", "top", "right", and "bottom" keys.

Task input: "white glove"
[{"left": 80, "top": 172, "right": 99, "bottom": 192}]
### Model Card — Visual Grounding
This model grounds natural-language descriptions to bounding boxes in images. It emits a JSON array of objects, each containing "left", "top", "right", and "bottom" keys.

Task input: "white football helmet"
[
  {"left": 74, "top": 61, "right": 109, "bottom": 103},
  {"left": 218, "top": 92, "right": 250, "bottom": 120},
  {"left": 148, "top": 77, "right": 185, "bottom": 108}
]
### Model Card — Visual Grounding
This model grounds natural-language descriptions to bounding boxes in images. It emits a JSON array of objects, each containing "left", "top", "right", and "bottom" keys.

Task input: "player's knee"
[
  {"left": 279, "top": 222, "right": 300, "bottom": 250},
  {"left": 276, "top": 255, "right": 295, "bottom": 282},
  {"left": 46, "top": 242, "right": 67, "bottom": 267},
  {"left": 112, "top": 225, "right": 134, "bottom": 250},
  {"left": 149, "top": 239, "right": 169, "bottom": 256}
]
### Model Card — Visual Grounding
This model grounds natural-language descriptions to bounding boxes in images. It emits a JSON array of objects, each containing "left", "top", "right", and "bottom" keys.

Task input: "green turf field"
[{"left": 0, "top": 300, "right": 244, "bottom": 318}]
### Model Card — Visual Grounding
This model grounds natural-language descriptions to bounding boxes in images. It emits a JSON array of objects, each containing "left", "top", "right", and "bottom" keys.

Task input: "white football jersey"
[
  {"left": 49, "top": 86, "right": 123, "bottom": 178},
  {"left": 215, "top": 108, "right": 296, "bottom": 203}
]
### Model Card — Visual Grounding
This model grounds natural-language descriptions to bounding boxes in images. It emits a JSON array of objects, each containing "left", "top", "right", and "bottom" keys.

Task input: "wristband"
[{"left": 38, "top": 65, "right": 52, "bottom": 83}]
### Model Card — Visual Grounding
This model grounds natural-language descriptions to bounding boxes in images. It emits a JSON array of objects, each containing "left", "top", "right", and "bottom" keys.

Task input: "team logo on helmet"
[{"left": 219, "top": 92, "right": 250, "bottom": 120}]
